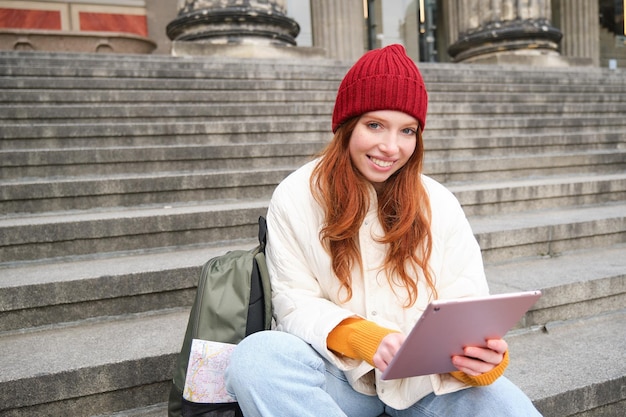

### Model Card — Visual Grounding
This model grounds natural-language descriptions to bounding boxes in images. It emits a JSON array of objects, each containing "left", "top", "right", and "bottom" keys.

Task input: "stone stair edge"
[
  {"left": 0, "top": 149, "right": 319, "bottom": 169},
  {"left": 472, "top": 201, "right": 626, "bottom": 264},
  {"left": 1, "top": 239, "right": 623, "bottom": 324},
  {"left": 2, "top": 170, "right": 623, "bottom": 219},
  {"left": 2, "top": 100, "right": 625, "bottom": 110},
  {"left": 2, "top": 115, "right": 624, "bottom": 138},
  {"left": 469, "top": 200, "right": 626, "bottom": 234},
  {"left": 1, "top": 51, "right": 624, "bottom": 83},
  {"left": 2, "top": 130, "right": 621, "bottom": 152},
  {"left": 485, "top": 242, "right": 626, "bottom": 310},
  {"left": 0, "top": 132, "right": 332, "bottom": 150},
  {"left": 0, "top": 199, "right": 624, "bottom": 265},
  {"left": 2, "top": 169, "right": 624, "bottom": 214},
  {"left": 0, "top": 119, "right": 330, "bottom": 140},
  {"left": 2, "top": 139, "right": 622, "bottom": 167},
  {"left": 9, "top": 112, "right": 619, "bottom": 127},
  {"left": 0, "top": 200, "right": 269, "bottom": 262},
  {"left": 0, "top": 49, "right": 618, "bottom": 72},
  {"left": 93, "top": 403, "right": 166, "bottom": 417},
  {"left": 0, "top": 75, "right": 626, "bottom": 97},
  {"left": 3, "top": 75, "right": 626, "bottom": 92},
  {"left": 0, "top": 239, "right": 254, "bottom": 297},
  {"left": 3, "top": 102, "right": 626, "bottom": 123},
  {"left": 4, "top": 91, "right": 624, "bottom": 107},
  {"left": 0, "top": 176, "right": 626, "bottom": 221},
  {"left": 1, "top": 172, "right": 623, "bottom": 225},
  {"left": 0, "top": 197, "right": 269, "bottom": 226}
]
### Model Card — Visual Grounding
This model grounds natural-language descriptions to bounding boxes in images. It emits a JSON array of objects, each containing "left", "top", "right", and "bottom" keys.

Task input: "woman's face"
[{"left": 349, "top": 110, "right": 419, "bottom": 192}]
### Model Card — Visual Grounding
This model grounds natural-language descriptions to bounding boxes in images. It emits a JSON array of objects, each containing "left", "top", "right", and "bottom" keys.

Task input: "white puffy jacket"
[{"left": 265, "top": 160, "right": 489, "bottom": 409}]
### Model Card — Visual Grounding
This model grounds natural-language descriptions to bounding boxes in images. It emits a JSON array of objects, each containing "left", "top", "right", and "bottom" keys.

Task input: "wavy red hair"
[{"left": 311, "top": 117, "right": 436, "bottom": 307}]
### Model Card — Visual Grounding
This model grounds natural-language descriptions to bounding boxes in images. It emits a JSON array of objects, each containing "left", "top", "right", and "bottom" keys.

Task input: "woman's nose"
[{"left": 379, "top": 133, "right": 400, "bottom": 154}]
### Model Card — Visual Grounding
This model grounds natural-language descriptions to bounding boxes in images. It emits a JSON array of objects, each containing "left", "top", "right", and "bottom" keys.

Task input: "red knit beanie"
[{"left": 331, "top": 44, "right": 428, "bottom": 133}]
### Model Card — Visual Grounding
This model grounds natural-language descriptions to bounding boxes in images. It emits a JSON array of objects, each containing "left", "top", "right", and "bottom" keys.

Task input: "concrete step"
[
  {"left": 426, "top": 149, "right": 626, "bottom": 182},
  {"left": 2, "top": 116, "right": 624, "bottom": 145},
  {"left": 3, "top": 102, "right": 626, "bottom": 124},
  {"left": 0, "top": 142, "right": 321, "bottom": 180},
  {"left": 0, "top": 241, "right": 254, "bottom": 332},
  {"left": 2, "top": 50, "right": 625, "bottom": 87},
  {"left": 1, "top": 245, "right": 623, "bottom": 417},
  {"left": 1, "top": 212, "right": 622, "bottom": 330},
  {"left": 485, "top": 243, "right": 626, "bottom": 327},
  {"left": 0, "top": 76, "right": 340, "bottom": 92},
  {"left": 425, "top": 131, "right": 626, "bottom": 159},
  {"left": 0, "top": 169, "right": 293, "bottom": 214},
  {"left": 0, "top": 119, "right": 329, "bottom": 141},
  {"left": 506, "top": 309, "right": 626, "bottom": 417},
  {"left": 0, "top": 88, "right": 337, "bottom": 105},
  {"left": 0, "top": 130, "right": 331, "bottom": 150},
  {"left": 427, "top": 115, "right": 626, "bottom": 136},
  {"left": 469, "top": 201, "right": 626, "bottom": 263},
  {"left": 0, "top": 103, "right": 333, "bottom": 124},
  {"left": 1, "top": 191, "right": 624, "bottom": 264},
  {"left": 102, "top": 310, "right": 626, "bottom": 417},
  {"left": 94, "top": 403, "right": 168, "bottom": 417},
  {"left": 0, "top": 307, "right": 189, "bottom": 417},
  {"left": 3, "top": 87, "right": 625, "bottom": 106},
  {"left": 2, "top": 73, "right": 625, "bottom": 96},
  {"left": 1, "top": 164, "right": 624, "bottom": 217},
  {"left": 2, "top": 129, "right": 622, "bottom": 153},
  {"left": 452, "top": 173, "right": 626, "bottom": 216},
  {"left": 0, "top": 199, "right": 269, "bottom": 263}
]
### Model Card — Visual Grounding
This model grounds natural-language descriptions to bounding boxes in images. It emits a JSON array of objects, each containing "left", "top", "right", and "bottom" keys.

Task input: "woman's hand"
[
  {"left": 373, "top": 332, "right": 406, "bottom": 371},
  {"left": 451, "top": 338, "right": 508, "bottom": 376}
]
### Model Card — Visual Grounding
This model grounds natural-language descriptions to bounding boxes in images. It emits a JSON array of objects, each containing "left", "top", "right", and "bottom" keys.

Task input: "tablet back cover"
[{"left": 381, "top": 290, "right": 541, "bottom": 380}]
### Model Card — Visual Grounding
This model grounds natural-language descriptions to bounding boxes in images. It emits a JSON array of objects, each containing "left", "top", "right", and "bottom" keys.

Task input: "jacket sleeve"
[{"left": 265, "top": 175, "right": 361, "bottom": 368}]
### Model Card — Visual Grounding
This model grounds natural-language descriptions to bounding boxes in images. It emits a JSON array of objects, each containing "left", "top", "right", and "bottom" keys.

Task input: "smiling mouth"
[{"left": 370, "top": 156, "right": 394, "bottom": 168}]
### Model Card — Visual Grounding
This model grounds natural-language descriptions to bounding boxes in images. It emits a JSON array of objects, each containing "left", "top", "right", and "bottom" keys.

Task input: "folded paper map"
[{"left": 183, "top": 339, "right": 237, "bottom": 403}]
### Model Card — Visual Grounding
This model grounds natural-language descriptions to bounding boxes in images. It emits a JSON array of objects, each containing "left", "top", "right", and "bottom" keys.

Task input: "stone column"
[
  {"left": 167, "top": 0, "right": 324, "bottom": 58},
  {"left": 552, "top": 0, "right": 600, "bottom": 66},
  {"left": 310, "top": 0, "right": 365, "bottom": 61},
  {"left": 447, "top": 0, "right": 565, "bottom": 66}
]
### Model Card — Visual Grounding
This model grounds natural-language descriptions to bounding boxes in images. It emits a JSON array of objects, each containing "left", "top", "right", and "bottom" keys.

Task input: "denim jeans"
[{"left": 225, "top": 331, "right": 542, "bottom": 417}]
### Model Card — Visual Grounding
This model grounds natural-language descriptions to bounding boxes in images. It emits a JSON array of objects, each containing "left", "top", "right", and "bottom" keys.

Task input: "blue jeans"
[{"left": 225, "top": 331, "right": 542, "bottom": 417}]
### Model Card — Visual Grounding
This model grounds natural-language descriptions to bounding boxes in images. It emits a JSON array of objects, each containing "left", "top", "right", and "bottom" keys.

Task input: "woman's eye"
[
  {"left": 402, "top": 127, "right": 417, "bottom": 135},
  {"left": 367, "top": 122, "right": 381, "bottom": 129}
]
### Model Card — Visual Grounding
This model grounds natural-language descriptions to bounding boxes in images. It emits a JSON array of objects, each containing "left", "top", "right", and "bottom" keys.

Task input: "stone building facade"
[{"left": 1, "top": 0, "right": 624, "bottom": 67}]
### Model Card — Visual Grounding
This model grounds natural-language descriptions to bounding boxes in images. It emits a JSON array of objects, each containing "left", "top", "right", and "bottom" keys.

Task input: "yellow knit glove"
[
  {"left": 327, "top": 317, "right": 399, "bottom": 367},
  {"left": 450, "top": 350, "right": 510, "bottom": 386}
]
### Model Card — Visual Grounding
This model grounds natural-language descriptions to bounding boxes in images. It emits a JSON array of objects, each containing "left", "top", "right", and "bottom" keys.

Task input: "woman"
[{"left": 225, "top": 44, "right": 541, "bottom": 417}]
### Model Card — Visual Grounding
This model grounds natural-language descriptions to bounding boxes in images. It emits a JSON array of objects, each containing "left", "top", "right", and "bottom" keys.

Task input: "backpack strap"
[{"left": 258, "top": 216, "right": 267, "bottom": 251}]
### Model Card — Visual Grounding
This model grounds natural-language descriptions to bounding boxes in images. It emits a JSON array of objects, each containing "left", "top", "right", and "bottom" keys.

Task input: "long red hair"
[{"left": 311, "top": 117, "right": 435, "bottom": 307}]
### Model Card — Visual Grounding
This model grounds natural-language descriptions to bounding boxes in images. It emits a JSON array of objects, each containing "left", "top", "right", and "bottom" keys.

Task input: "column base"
[
  {"left": 460, "top": 49, "right": 594, "bottom": 67},
  {"left": 171, "top": 41, "right": 326, "bottom": 59},
  {"left": 448, "top": 18, "right": 563, "bottom": 64}
]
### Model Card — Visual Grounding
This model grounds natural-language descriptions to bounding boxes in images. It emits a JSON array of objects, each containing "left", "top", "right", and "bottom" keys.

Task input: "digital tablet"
[{"left": 380, "top": 290, "right": 541, "bottom": 380}]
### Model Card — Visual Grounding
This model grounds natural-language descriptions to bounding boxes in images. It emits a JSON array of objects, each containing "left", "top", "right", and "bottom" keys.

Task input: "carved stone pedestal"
[
  {"left": 166, "top": 0, "right": 324, "bottom": 58},
  {"left": 448, "top": 0, "right": 567, "bottom": 66}
]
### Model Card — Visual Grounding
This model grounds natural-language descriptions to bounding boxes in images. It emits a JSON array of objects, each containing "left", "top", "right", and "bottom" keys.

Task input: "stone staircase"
[{"left": 0, "top": 50, "right": 624, "bottom": 417}]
